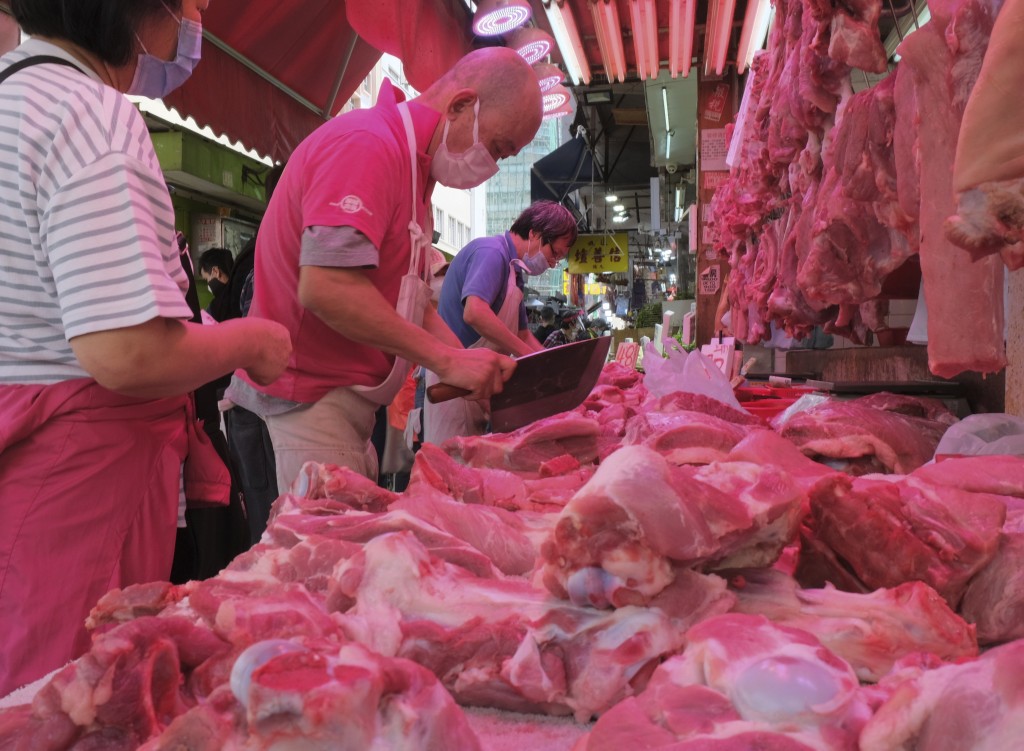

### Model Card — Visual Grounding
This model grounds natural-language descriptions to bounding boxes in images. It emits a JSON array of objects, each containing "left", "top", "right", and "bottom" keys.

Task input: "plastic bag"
[
  {"left": 643, "top": 341, "right": 743, "bottom": 409},
  {"left": 934, "top": 413, "right": 1024, "bottom": 458},
  {"left": 769, "top": 393, "right": 833, "bottom": 430}
]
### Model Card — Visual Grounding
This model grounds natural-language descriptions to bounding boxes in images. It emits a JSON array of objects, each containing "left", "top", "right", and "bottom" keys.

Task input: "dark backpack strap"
[{"left": 0, "top": 55, "right": 86, "bottom": 86}]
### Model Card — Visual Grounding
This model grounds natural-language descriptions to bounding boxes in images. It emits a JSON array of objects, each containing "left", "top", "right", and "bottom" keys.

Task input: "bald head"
[{"left": 421, "top": 46, "right": 544, "bottom": 162}]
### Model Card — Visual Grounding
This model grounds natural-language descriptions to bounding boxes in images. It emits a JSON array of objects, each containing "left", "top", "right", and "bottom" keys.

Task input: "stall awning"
[
  {"left": 531, "top": 136, "right": 602, "bottom": 204},
  {"left": 163, "top": 0, "right": 473, "bottom": 163}
]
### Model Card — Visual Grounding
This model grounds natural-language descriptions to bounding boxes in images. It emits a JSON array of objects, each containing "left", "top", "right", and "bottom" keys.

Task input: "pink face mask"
[
  {"left": 430, "top": 100, "right": 499, "bottom": 189},
  {"left": 521, "top": 236, "right": 550, "bottom": 275}
]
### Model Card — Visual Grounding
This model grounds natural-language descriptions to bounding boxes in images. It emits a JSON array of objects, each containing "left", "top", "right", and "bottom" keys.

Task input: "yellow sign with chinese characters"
[{"left": 567, "top": 233, "right": 629, "bottom": 274}]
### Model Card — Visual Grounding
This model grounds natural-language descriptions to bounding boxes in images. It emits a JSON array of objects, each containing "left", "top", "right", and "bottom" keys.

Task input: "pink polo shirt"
[{"left": 242, "top": 80, "right": 440, "bottom": 403}]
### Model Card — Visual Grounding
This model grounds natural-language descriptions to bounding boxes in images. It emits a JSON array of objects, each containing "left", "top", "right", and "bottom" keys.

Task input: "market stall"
[
  {"left": 2, "top": 355, "right": 1023, "bottom": 747},
  {"left": 3, "top": 0, "right": 1024, "bottom": 746}
]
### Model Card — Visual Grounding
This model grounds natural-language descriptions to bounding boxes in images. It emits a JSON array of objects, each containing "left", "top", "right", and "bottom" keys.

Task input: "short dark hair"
[
  {"left": 510, "top": 200, "right": 579, "bottom": 248},
  {"left": 11, "top": 0, "right": 182, "bottom": 67},
  {"left": 199, "top": 247, "right": 234, "bottom": 277},
  {"left": 540, "top": 305, "right": 555, "bottom": 322}
]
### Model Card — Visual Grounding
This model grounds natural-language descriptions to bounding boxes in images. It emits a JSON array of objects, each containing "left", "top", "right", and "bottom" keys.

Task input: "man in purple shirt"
[{"left": 427, "top": 201, "right": 578, "bottom": 443}]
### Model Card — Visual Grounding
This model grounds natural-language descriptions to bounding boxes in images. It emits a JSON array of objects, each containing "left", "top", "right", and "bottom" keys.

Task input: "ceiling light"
[
  {"left": 613, "top": 215, "right": 629, "bottom": 223},
  {"left": 737, "top": 0, "right": 773, "bottom": 73},
  {"left": 605, "top": 194, "right": 619, "bottom": 202},
  {"left": 542, "top": 0, "right": 591, "bottom": 85},
  {"left": 509, "top": 26, "right": 555, "bottom": 65},
  {"left": 590, "top": 0, "right": 627, "bottom": 83},
  {"left": 628, "top": 0, "right": 660, "bottom": 81},
  {"left": 543, "top": 84, "right": 571, "bottom": 112},
  {"left": 661, "top": 85, "right": 671, "bottom": 132},
  {"left": 473, "top": 0, "right": 533, "bottom": 36},
  {"left": 534, "top": 62, "right": 565, "bottom": 92},
  {"left": 613, "top": 204, "right": 625, "bottom": 211},
  {"left": 665, "top": 130, "right": 673, "bottom": 161},
  {"left": 704, "top": 0, "right": 738, "bottom": 76},
  {"left": 668, "top": 0, "right": 697, "bottom": 78},
  {"left": 582, "top": 88, "right": 613, "bottom": 105}
]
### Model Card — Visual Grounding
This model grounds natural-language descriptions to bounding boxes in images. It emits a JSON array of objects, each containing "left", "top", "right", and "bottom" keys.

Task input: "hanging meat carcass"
[{"left": 945, "top": 0, "right": 1024, "bottom": 268}]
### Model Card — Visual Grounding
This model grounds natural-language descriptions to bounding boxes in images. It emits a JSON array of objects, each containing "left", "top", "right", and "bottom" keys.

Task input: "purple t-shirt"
[{"left": 438, "top": 232, "right": 528, "bottom": 347}]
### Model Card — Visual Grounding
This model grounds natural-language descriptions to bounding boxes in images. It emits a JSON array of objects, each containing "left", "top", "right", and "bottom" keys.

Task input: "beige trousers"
[{"left": 265, "top": 386, "right": 379, "bottom": 490}]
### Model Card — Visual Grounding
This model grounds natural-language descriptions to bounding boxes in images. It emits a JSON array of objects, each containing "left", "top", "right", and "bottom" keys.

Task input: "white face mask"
[
  {"left": 430, "top": 100, "right": 499, "bottom": 189},
  {"left": 521, "top": 235, "right": 550, "bottom": 275},
  {"left": 127, "top": 2, "right": 202, "bottom": 98}
]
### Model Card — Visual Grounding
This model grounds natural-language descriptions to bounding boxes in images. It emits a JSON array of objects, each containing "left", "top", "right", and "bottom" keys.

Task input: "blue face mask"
[{"left": 127, "top": 3, "right": 203, "bottom": 98}]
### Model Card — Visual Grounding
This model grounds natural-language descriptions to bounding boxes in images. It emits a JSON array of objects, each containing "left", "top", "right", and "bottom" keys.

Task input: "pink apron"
[
  {"left": 423, "top": 258, "right": 526, "bottom": 445},
  {"left": 0, "top": 379, "right": 224, "bottom": 695}
]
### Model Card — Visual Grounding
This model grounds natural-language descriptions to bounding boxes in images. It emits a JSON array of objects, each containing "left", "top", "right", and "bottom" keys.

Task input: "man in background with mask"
[
  {"left": 198, "top": 247, "right": 234, "bottom": 322},
  {"left": 424, "top": 200, "right": 578, "bottom": 445},
  {"left": 227, "top": 46, "right": 543, "bottom": 488}
]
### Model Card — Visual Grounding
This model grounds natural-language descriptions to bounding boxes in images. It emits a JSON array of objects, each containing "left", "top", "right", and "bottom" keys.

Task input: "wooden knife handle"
[{"left": 426, "top": 383, "right": 472, "bottom": 404}]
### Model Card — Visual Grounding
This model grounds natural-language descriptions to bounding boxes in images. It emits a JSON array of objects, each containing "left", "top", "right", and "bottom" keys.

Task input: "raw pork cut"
[
  {"left": 578, "top": 613, "right": 873, "bottom": 750},
  {"left": 777, "top": 393, "right": 955, "bottom": 474},
  {"left": 895, "top": 6, "right": 1006, "bottom": 377},
  {"left": 0, "top": 617, "right": 228, "bottom": 750},
  {"left": 143, "top": 640, "right": 482, "bottom": 751},
  {"left": 725, "top": 428, "right": 837, "bottom": 493},
  {"left": 947, "top": 0, "right": 1024, "bottom": 267},
  {"left": 804, "top": 471, "right": 1006, "bottom": 605},
  {"left": 540, "top": 445, "right": 805, "bottom": 608},
  {"left": 911, "top": 453, "right": 1024, "bottom": 497},
  {"left": 828, "top": 0, "right": 888, "bottom": 72},
  {"left": 799, "top": 76, "right": 915, "bottom": 309},
  {"left": 727, "top": 568, "right": 977, "bottom": 680},
  {"left": 960, "top": 500, "right": 1024, "bottom": 643},
  {"left": 285, "top": 460, "right": 398, "bottom": 513},
  {"left": 443, "top": 411, "right": 602, "bottom": 472},
  {"left": 651, "top": 391, "right": 763, "bottom": 426},
  {"left": 860, "top": 639, "right": 1024, "bottom": 751},
  {"left": 265, "top": 506, "right": 510, "bottom": 578},
  {"left": 408, "top": 442, "right": 592, "bottom": 512},
  {"left": 7, "top": 615, "right": 482, "bottom": 751},
  {"left": 332, "top": 531, "right": 731, "bottom": 721},
  {"left": 623, "top": 409, "right": 750, "bottom": 465}
]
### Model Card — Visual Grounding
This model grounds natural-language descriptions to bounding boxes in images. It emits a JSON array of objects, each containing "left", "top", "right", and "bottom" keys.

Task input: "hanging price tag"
[{"left": 701, "top": 336, "right": 735, "bottom": 376}]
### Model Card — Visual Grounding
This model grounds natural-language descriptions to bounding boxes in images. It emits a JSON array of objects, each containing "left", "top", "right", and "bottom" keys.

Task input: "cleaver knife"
[{"left": 427, "top": 336, "right": 612, "bottom": 432}]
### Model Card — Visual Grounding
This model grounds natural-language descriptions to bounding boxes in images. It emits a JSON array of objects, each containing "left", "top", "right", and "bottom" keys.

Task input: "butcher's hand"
[
  {"left": 239, "top": 318, "right": 292, "bottom": 386},
  {"left": 438, "top": 348, "right": 516, "bottom": 401}
]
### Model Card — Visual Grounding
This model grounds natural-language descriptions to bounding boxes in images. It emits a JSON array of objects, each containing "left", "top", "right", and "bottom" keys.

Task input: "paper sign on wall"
[
  {"left": 699, "top": 264, "right": 721, "bottom": 295},
  {"left": 700, "top": 129, "right": 729, "bottom": 172}
]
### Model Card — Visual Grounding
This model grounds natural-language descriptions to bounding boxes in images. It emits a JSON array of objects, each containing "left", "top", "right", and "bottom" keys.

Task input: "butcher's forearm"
[
  {"left": 422, "top": 303, "right": 463, "bottom": 349},
  {"left": 300, "top": 266, "right": 457, "bottom": 374},
  {"left": 519, "top": 329, "right": 544, "bottom": 353},
  {"left": 464, "top": 298, "right": 533, "bottom": 357}
]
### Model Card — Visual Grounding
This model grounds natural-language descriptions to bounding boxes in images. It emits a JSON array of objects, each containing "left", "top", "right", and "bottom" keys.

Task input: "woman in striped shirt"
[{"left": 0, "top": 0, "right": 291, "bottom": 694}]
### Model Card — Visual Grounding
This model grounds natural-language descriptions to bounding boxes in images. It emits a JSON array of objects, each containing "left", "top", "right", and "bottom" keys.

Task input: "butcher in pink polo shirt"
[{"left": 228, "top": 47, "right": 543, "bottom": 488}]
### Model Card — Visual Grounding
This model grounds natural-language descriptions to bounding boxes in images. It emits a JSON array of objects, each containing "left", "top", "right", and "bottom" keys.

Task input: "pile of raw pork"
[
  {"left": 709, "top": 0, "right": 1011, "bottom": 378},
  {"left": 2, "top": 362, "right": 1023, "bottom": 750}
]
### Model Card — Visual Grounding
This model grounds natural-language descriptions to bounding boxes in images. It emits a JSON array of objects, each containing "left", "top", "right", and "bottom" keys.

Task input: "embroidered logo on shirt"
[{"left": 330, "top": 195, "right": 374, "bottom": 215}]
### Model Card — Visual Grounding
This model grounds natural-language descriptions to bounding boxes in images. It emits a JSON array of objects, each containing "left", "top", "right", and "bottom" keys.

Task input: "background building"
[{"left": 486, "top": 116, "right": 569, "bottom": 302}]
